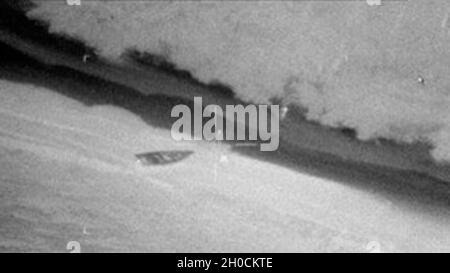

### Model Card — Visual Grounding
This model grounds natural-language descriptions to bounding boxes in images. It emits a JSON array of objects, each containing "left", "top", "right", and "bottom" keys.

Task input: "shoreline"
[{"left": 0, "top": 1, "right": 450, "bottom": 185}]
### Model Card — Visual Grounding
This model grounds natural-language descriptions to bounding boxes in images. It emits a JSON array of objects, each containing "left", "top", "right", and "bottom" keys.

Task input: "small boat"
[{"left": 135, "top": 150, "right": 193, "bottom": 166}]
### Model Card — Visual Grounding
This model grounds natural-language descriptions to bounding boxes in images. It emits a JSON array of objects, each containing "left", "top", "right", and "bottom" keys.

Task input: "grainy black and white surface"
[{"left": 1, "top": 1, "right": 450, "bottom": 252}]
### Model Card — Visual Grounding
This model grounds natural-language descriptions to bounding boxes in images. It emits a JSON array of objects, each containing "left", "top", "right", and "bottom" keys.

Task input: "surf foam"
[{"left": 27, "top": 0, "right": 450, "bottom": 162}]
